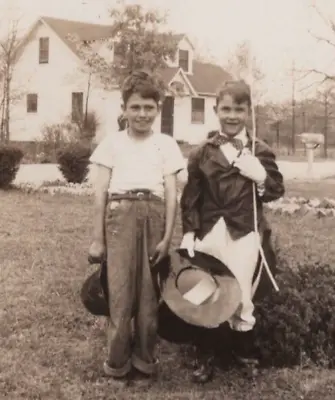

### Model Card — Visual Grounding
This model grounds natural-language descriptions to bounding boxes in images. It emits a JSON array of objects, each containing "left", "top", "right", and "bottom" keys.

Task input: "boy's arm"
[
  {"left": 257, "top": 146, "right": 285, "bottom": 203},
  {"left": 92, "top": 165, "right": 112, "bottom": 243},
  {"left": 180, "top": 147, "right": 203, "bottom": 236},
  {"left": 163, "top": 173, "right": 178, "bottom": 244}
]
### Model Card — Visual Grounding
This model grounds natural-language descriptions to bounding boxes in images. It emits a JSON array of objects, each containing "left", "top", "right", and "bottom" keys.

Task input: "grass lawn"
[
  {"left": 284, "top": 180, "right": 335, "bottom": 199},
  {"left": 1, "top": 184, "right": 335, "bottom": 399}
]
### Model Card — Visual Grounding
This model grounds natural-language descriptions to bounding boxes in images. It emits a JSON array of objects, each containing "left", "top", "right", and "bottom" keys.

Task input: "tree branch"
[{"left": 309, "top": 30, "right": 335, "bottom": 50}]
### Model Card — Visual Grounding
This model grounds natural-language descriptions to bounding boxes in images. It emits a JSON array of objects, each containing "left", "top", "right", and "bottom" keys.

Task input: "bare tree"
[
  {"left": 315, "top": 82, "right": 335, "bottom": 157},
  {"left": 307, "top": 5, "right": 335, "bottom": 83},
  {"left": 0, "top": 19, "right": 19, "bottom": 143}
]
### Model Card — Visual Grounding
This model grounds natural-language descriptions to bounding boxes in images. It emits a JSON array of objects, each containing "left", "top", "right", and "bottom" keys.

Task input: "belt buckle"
[{"left": 136, "top": 191, "right": 145, "bottom": 200}]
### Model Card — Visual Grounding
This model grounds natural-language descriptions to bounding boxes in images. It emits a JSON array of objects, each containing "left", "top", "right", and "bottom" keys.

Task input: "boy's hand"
[
  {"left": 88, "top": 240, "right": 105, "bottom": 264},
  {"left": 234, "top": 153, "right": 267, "bottom": 184},
  {"left": 151, "top": 239, "right": 170, "bottom": 265},
  {"left": 179, "top": 232, "right": 195, "bottom": 258}
]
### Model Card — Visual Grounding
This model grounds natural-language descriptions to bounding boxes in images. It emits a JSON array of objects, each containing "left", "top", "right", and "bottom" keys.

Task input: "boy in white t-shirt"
[{"left": 88, "top": 70, "right": 185, "bottom": 382}]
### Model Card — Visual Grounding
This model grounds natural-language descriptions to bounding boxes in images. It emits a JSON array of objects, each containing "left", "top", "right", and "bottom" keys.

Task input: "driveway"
[{"left": 14, "top": 161, "right": 335, "bottom": 185}]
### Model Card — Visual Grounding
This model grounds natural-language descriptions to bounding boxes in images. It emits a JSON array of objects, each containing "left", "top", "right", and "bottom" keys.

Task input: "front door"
[{"left": 160, "top": 96, "right": 174, "bottom": 136}]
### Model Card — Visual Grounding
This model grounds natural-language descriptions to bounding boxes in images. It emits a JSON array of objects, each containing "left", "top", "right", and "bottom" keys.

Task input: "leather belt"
[{"left": 108, "top": 189, "right": 161, "bottom": 202}]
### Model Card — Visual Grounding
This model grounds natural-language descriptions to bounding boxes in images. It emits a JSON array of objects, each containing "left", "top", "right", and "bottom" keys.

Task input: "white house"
[{"left": 10, "top": 16, "right": 231, "bottom": 145}]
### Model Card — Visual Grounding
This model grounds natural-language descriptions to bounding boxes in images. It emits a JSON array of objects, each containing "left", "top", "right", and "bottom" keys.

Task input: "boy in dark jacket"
[{"left": 180, "top": 80, "right": 284, "bottom": 383}]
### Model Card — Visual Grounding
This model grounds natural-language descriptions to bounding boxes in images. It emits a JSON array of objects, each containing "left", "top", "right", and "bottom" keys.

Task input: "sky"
[{"left": 1, "top": 0, "right": 335, "bottom": 102}]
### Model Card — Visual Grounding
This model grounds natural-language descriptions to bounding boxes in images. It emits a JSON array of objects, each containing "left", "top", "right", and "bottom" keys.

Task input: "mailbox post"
[{"left": 297, "top": 133, "right": 325, "bottom": 177}]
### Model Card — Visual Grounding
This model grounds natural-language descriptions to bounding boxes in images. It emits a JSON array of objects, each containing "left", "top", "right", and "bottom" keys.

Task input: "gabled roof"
[
  {"left": 41, "top": 16, "right": 112, "bottom": 58},
  {"left": 20, "top": 16, "right": 230, "bottom": 96},
  {"left": 188, "top": 61, "right": 231, "bottom": 95}
]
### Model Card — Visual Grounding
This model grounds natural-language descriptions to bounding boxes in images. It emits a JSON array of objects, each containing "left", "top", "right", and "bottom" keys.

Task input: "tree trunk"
[
  {"left": 4, "top": 74, "right": 11, "bottom": 143},
  {"left": 84, "top": 72, "right": 92, "bottom": 125},
  {"left": 0, "top": 94, "right": 5, "bottom": 142},
  {"left": 276, "top": 121, "right": 280, "bottom": 150},
  {"left": 324, "top": 97, "right": 328, "bottom": 158}
]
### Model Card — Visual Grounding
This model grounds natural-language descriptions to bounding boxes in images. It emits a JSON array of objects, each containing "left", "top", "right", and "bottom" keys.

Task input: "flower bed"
[
  {"left": 265, "top": 196, "right": 335, "bottom": 217},
  {"left": 14, "top": 181, "right": 335, "bottom": 218}
]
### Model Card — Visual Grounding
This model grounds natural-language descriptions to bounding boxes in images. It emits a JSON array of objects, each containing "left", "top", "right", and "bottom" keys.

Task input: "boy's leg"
[
  {"left": 225, "top": 232, "right": 260, "bottom": 366},
  {"left": 132, "top": 201, "right": 165, "bottom": 377},
  {"left": 104, "top": 200, "right": 137, "bottom": 378}
]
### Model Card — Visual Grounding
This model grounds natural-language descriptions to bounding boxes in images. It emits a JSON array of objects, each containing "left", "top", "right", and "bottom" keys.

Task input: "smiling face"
[
  {"left": 214, "top": 94, "right": 250, "bottom": 137},
  {"left": 122, "top": 93, "right": 160, "bottom": 137}
]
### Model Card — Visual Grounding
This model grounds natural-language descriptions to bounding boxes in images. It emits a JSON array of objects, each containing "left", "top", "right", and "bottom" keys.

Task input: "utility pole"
[{"left": 291, "top": 59, "right": 296, "bottom": 155}]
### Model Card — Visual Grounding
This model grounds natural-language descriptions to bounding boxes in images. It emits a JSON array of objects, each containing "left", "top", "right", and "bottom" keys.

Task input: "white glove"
[
  {"left": 179, "top": 232, "right": 195, "bottom": 258},
  {"left": 234, "top": 153, "right": 266, "bottom": 184}
]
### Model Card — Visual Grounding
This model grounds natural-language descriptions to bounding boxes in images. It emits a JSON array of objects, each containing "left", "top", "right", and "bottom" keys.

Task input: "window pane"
[
  {"left": 179, "top": 49, "right": 189, "bottom": 72},
  {"left": 39, "top": 37, "right": 49, "bottom": 64},
  {"left": 191, "top": 97, "right": 205, "bottom": 124},
  {"left": 27, "top": 94, "right": 38, "bottom": 113}
]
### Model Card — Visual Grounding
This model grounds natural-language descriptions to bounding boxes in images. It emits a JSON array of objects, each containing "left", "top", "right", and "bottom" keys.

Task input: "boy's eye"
[{"left": 130, "top": 105, "right": 155, "bottom": 111}]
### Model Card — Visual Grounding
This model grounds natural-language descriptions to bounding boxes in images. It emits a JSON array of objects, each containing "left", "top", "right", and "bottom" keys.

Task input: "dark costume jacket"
[{"left": 180, "top": 130, "right": 284, "bottom": 241}]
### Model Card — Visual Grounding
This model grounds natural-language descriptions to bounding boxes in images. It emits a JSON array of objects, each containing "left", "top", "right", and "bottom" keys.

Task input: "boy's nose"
[{"left": 139, "top": 108, "right": 146, "bottom": 117}]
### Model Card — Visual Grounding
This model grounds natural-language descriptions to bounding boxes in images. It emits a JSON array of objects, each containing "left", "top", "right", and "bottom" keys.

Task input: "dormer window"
[{"left": 178, "top": 49, "right": 189, "bottom": 72}]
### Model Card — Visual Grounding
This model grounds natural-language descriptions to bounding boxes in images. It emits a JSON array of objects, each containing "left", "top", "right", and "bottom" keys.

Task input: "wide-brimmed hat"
[
  {"left": 80, "top": 259, "right": 109, "bottom": 316},
  {"left": 159, "top": 249, "right": 242, "bottom": 328}
]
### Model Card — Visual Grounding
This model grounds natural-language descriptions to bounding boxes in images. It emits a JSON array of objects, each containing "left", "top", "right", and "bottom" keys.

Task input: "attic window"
[
  {"left": 39, "top": 37, "right": 49, "bottom": 64},
  {"left": 178, "top": 49, "right": 189, "bottom": 72}
]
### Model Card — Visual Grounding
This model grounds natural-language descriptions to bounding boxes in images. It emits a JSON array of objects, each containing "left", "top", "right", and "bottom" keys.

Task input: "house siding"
[{"left": 10, "top": 21, "right": 121, "bottom": 142}]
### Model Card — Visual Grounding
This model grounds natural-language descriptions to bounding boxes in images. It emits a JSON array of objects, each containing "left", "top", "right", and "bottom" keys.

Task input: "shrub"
[
  {"left": 0, "top": 145, "right": 24, "bottom": 188},
  {"left": 56, "top": 143, "right": 91, "bottom": 184},
  {"left": 39, "top": 121, "right": 79, "bottom": 162},
  {"left": 254, "top": 261, "right": 335, "bottom": 368}
]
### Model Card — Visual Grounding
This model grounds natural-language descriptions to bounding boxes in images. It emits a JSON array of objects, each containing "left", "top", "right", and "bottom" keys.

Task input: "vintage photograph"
[{"left": 1, "top": 0, "right": 335, "bottom": 399}]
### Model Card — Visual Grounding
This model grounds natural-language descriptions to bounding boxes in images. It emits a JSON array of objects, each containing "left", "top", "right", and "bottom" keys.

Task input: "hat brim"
[
  {"left": 80, "top": 267, "right": 109, "bottom": 316},
  {"left": 160, "top": 249, "right": 242, "bottom": 328}
]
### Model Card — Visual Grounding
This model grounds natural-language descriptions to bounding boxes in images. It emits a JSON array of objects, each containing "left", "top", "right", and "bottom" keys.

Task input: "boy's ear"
[
  {"left": 213, "top": 105, "right": 217, "bottom": 114},
  {"left": 121, "top": 103, "right": 125, "bottom": 112}
]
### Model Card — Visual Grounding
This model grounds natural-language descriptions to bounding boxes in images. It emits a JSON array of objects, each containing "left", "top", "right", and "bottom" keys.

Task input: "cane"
[{"left": 247, "top": 42, "right": 280, "bottom": 293}]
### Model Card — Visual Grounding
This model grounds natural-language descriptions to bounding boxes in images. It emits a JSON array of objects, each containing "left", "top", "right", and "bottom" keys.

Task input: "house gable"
[{"left": 167, "top": 68, "right": 197, "bottom": 97}]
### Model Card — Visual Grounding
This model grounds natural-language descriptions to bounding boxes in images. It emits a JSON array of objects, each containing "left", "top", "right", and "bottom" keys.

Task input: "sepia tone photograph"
[{"left": 1, "top": 0, "right": 335, "bottom": 399}]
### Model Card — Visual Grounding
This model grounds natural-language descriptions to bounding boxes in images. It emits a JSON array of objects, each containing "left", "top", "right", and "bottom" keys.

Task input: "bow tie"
[{"left": 213, "top": 134, "right": 244, "bottom": 151}]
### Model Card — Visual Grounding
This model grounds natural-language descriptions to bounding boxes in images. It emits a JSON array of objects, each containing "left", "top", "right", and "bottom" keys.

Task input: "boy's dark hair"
[
  {"left": 121, "top": 70, "right": 163, "bottom": 105},
  {"left": 216, "top": 80, "right": 251, "bottom": 107}
]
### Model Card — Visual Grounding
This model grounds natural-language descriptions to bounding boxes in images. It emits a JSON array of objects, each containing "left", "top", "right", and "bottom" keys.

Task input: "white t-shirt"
[{"left": 89, "top": 130, "right": 186, "bottom": 197}]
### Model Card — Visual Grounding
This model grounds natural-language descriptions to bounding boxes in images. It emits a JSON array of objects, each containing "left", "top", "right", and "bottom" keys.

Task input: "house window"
[
  {"left": 72, "top": 92, "right": 84, "bottom": 122},
  {"left": 191, "top": 97, "right": 205, "bottom": 124},
  {"left": 27, "top": 94, "right": 38, "bottom": 113},
  {"left": 39, "top": 37, "right": 49, "bottom": 64},
  {"left": 178, "top": 49, "right": 189, "bottom": 72}
]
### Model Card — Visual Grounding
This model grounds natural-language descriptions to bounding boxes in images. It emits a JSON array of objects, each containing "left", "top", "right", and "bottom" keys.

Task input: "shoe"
[
  {"left": 103, "top": 361, "right": 132, "bottom": 386},
  {"left": 191, "top": 355, "right": 214, "bottom": 384},
  {"left": 231, "top": 330, "right": 260, "bottom": 377}
]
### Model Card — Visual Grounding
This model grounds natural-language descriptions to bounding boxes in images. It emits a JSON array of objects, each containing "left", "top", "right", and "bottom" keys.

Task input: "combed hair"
[
  {"left": 215, "top": 80, "right": 251, "bottom": 107},
  {"left": 121, "top": 70, "right": 163, "bottom": 105}
]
